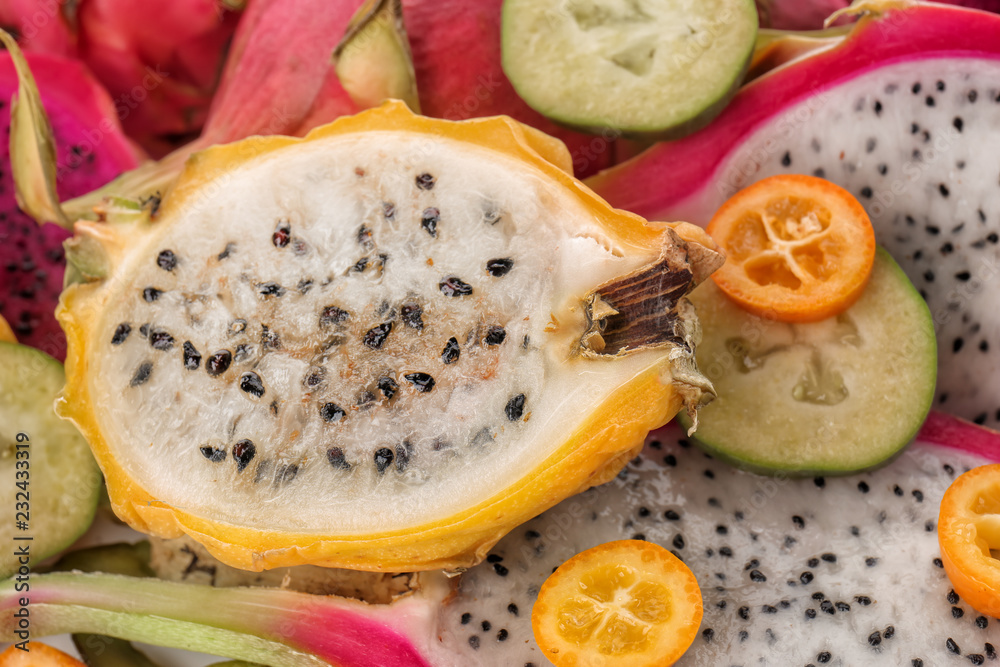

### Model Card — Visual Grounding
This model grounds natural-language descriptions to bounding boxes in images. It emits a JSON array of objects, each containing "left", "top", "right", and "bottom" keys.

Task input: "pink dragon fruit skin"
[
  {"left": 0, "top": 50, "right": 139, "bottom": 359},
  {"left": 202, "top": 0, "right": 360, "bottom": 144},
  {"left": 588, "top": 3, "right": 1000, "bottom": 429},
  {"left": 0, "top": 0, "right": 77, "bottom": 58},
  {"left": 755, "top": 0, "right": 1000, "bottom": 29},
  {"left": 76, "top": 0, "right": 240, "bottom": 157},
  {"left": 203, "top": 0, "right": 615, "bottom": 177}
]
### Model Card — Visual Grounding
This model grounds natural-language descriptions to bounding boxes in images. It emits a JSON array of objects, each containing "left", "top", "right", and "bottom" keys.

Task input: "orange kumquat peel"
[
  {"left": 0, "top": 642, "right": 86, "bottom": 667},
  {"left": 532, "top": 539, "right": 703, "bottom": 666},
  {"left": 706, "top": 174, "right": 876, "bottom": 323},
  {"left": 938, "top": 463, "right": 1000, "bottom": 618}
]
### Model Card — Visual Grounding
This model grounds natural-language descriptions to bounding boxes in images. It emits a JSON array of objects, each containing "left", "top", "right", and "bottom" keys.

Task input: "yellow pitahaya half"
[
  {"left": 589, "top": 1, "right": 1000, "bottom": 429},
  {"left": 48, "top": 99, "right": 721, "bottom": 573}
]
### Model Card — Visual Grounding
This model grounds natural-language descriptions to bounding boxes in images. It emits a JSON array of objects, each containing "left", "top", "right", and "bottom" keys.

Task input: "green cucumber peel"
[
  {"left": 680, "top": 248, "right": 936, "bottom": 476},
  {"left": 0, "top": 343, "right": 101, "bottom": 578},
  {"left": 501, "top": 0, "right": 758, "bottom": 138}
]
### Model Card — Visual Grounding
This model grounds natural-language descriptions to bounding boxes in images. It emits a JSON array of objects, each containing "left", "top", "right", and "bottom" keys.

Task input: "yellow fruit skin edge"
[{"left": 56, "top": 101, "right": 693, "bottom": 572}]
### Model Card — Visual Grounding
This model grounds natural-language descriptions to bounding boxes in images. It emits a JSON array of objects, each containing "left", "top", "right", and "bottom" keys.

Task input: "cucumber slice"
[
  {"left": 501, "top": 0, "right": 758, "bottom": 137},
  {"left": 0, "top": 342, "right": 101, "bottom": 577},
  {"left": 680, "top": 249, "right": 936, "bottom": 475}
]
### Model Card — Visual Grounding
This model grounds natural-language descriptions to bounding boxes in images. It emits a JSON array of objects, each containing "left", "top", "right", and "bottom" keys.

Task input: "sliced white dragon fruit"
[
  {"left": 589, "top": 2, "right": 1000, "bottom": 429},
  {"left": 440, "top": 412, "right": 1000, "bottom": 666}
]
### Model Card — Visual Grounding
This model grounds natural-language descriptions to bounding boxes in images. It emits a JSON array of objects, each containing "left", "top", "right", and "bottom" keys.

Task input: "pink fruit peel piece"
[
  {"left": 917, "top": 411, "right": 1000, "bottom": 462},
  {"left": 76, "top": 0, "right": 240, "bottom": 157},
  {"left": 1, "top": 572, "right": 441, "bottom": 666},
  {"left": 0, "top": 0, "right": 77, "bottom": 58},
  {"left": 203, "top": 0, "right": 360, "bottom": 144}
]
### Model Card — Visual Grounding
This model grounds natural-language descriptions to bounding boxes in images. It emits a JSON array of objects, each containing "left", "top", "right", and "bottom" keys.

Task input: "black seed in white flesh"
[
  {"left": 374, "top": 447, "right": 394, "bottom": 474},
  {"left": 206, "top": 350, "right": 232, "bottom": 377},
  {"left": 200, "top": 446, "right": 225, "bottom": 463},
  {"left": 217, "top": 243, "right": 236, "bottom": 260},
  {"left": 485, "top": 258, "right": 513, "bottom": 277},
  {"left": 415, "top": 173, "right": 435, "bottom": 190},
  {"left": 143, "top": 287, "right": 163, "bottom": 302},
  {"left": 182, "top": 342, "right": 201, "bottom": 370},
  {"left": 156, "top": 249, "right": 177, "bottom": 271},
  {"left": 364, "top": 323, "right": 393, "bottom": 349},
  {"left": 232, "top": 439, "right": 256, "bottom": 472},
  {"left": 303, "top": 367, "right": 327, "bottom": 390},
  {"left": 505, "top": 394, "right": 526, "bottom": 421},
  {"left": 272, "top": 220, "right": 291, "bottom": 248},
  {"left": 421, "top": 208, "right": 439, "bottom": 237},
  {"left": 258, "top": 282, "right": 285, "bottom": 298},
  {"left": 441, "top": 337, "right": 460, "bottom": 364},
  {"left": 240, "top": 372, "right": 265, "bottom": 398},
  {"left": 378, "top": 376, "right": 399, "bottom": 400},
  {"left": 129, "top": 362, "right": 153, "bottom": 387},
  {"left": 396, "top": 441, "right": 412, "bottom": 472},
  {"left": 327, "top": 447, "right": 351, "bottom": 470},
  {"left": 484, "top": 326, "right": 506, "bottom": 346},
  {"left": 149, "top": 329, "right": 175, "bottom": 351},
  {"left": 319, "top": 306, "right": 349, "bottom": 328},
  {"left": 320, "top": 403, "right": 346, "bottom": 422},
  {"left": 405, "top": 373, "right": 435, "bottom": 393},
  {"left": 111, "top": 323, "right": 131, "bottom": 345},
  {"left": 401, "top": 303, "right": 424, "bottom": 330},
  {"left": 439, "top": 276, "right": 473, "bottom": 297}
]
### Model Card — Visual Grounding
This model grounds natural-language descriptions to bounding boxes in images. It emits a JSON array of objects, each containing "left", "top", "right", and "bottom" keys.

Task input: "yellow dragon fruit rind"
[{"left": 56, "top": 101, "right": 702, "bottom": 572}]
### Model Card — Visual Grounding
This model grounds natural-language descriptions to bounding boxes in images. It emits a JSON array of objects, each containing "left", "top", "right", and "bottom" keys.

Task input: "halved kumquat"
[
  {"left": 939, "top": 463, "right": 1000, "bottom": 618},
  {"left": 707, "top": 174, "right": 876, "bottom": 323},
  {"left": 532, "top": 539, "right": 703, "bottom": 666}
]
